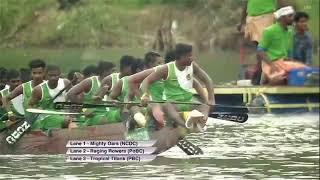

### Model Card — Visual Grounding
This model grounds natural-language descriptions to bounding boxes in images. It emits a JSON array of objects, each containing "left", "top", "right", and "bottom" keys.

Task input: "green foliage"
[
  {"left": 0, "top": 0, "right": 318, "bottom": 49},
  {"left": 0, "top": 0, "right": 54, "bottom": 40}
]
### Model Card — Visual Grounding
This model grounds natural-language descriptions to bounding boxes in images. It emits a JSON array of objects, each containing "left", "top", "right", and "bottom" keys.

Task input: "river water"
[{"left": 0, "top": 113, "right": 318, "bottom": 179}]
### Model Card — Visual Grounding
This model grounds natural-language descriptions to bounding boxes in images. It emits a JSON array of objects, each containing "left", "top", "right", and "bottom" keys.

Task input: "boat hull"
[{"left": 0, "top": 123, "right": 184, "bottom": 155}]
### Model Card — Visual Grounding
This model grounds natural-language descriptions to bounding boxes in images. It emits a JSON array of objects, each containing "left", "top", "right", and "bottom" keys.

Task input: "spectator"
[
  {"left": 238, "top": 0, "right": 281, "bottom": 85},
  {"left": 292, "top": 12, "right": 313, "bottom": 65},
  {"left": 257, "top": 6, "right": 307, "bottom": 85}
]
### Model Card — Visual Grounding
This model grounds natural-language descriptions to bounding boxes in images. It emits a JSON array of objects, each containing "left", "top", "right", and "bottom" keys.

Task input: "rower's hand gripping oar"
[{"left": 5, "top": 79, "right": 75, "bottom": 145}]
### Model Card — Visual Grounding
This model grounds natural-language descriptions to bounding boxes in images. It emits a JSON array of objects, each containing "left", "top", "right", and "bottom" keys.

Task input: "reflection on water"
[{"left": 0, "top": 114, "right": 319, "bottom": 179}]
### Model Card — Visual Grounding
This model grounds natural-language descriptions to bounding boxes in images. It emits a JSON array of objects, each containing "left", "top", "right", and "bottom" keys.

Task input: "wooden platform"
[{"left": 204, "top": 86, "right": 320, "bottom": 114}]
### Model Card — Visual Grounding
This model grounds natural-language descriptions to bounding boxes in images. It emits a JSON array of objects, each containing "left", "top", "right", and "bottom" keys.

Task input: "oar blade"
[
  {"left": 176, "top": 139, "right": 203, "bottom": 155},
  {"left": 26, "top": 108, "right": 80, "bottom": 115},
  {"left": 212, "top": 105, "right": 249, "bottom": 114},
  {"left": 209, "top": 113, "right": 248, "bottom": 123}
]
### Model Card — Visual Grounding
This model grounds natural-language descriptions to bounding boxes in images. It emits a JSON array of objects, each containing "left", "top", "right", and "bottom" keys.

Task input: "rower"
[
  {"left": 86, "top": 56, "right": 136, "bottom": 124},
  {"left": 2, "top": 59, "right": 46, "bottom": 117},
  {"left": 82, "top": 65, "right": 98, "bottom": 79},
  {"left": 0, "top": 69, "right": 24, "bottom": 119},
  {"left": 67, "top": 61, "right": 115, "bottom": 103},
  {"left": 67, "top": 69, "right": 84, "bottom": 86},
  {"left": 141, "top": 43, "right": 215, "bottom": 131},
  {"left": 100, "top": 55, "right": 136, "bottom": 95},
  {"left": 106, "top": 58, "right": 145, "bottom": 125},
  {"left": 0, "top": 70, "right": 23, "bottom": 132},
  {"left": 123, "top": 52, "right": 165, "bottom": 129},
  {"left": 0, "top": 67, "right": 8, "bottom": 91},
  {"left": 67, "top": 61, "right": 115, "bottom": 126},
  {"left": 28, "top": 65, "right": 71, "bottom": 131}
]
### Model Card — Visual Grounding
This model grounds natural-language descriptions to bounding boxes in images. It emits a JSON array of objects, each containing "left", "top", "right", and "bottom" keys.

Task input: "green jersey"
[
  {"left": 0, "top": 88, "right": 24, "bottom": 116},
  {"left": 22, "top": 81, "right": 33, "bottom": 110},
  {"left": 77, "top": 76, "right": 103, "bottom": 126},
  {"left": 247, "top": 0, "right": 277, "bottom": 16},
  {"left": 103, "top": 74, "right": 124, "bottom": 124},
  {"left": 117, "top": 76, "right": 130, "bottom": 102},
  {"left": 163, "top": 62, "right": 193, "bottom": 102},
  {"left": 259, "top": 22, "right": 294, "bottom": 61},
  {"left": 83, "top": 76, "right": 101, "bottom": 103},
  {"left": 0, "top": 87, "right": 9, "bottom": 117},
  {"left": 149, "top": 66, "right": 164, "bottom": 101},
  {"left": 33, "top": 79, "right": 67, "bottom": 131},
  {"left": 111, "top": 73, "right": 120, "bottom": 90}
]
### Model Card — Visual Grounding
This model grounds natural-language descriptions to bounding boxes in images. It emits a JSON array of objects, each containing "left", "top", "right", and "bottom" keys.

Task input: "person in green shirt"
[
  {"left": 108, "top": 52, "right": 164, "bottom": 129},
  {"left": 67, "top": 61, "right": 116, "bottom": 126},
  {"left": 28, "top": 65, "right": 71, "bottom": 131},
  {"left": 0, "top": 69, "right": 23, "bottom": 117},
  {"left": 0, "top": 69, "right": 23, "bottom": 131},
  {"left": 2, "top": 59, "right": 46, "bottom": 118},
  {"left": 238, "top": 0, "right": 281, "bottom": 43},
  {"left": 99, "top": 55, "right": 136, "bottom": 95},
  {"left": 95, "top": 55, "right": 136, "bottom": 123},
  {"left": 257, "top": 6, "right": 306, "bottom": 85},
  {"left": 0, "top": 68, "right": 8, "bottom": 91},
  {"left": 238, "top": 0, "right": 284, "bottom": 85},
  {"left": 141, "top": 43, "right": 214, "bottom": 132},
  {"left": 108, "top": 58, "right": 146, "bottom": 126}
]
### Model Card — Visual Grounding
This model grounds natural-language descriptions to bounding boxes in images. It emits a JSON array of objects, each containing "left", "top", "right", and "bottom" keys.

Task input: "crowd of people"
[
  {"left": 0, "top": 43, "right": 214, "bottom": 135},
  {"left": 238, "top": 0, "right": 314, "bottom": 85}
]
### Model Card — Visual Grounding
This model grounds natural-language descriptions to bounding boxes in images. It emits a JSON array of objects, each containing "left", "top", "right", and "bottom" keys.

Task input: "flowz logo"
[{"left": 6, "top": 121, "right": 31, "bottom": 144}]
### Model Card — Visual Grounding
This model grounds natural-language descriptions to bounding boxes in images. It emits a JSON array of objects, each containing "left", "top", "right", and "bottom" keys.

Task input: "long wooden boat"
[{"left": 0, "top": 122, "right": 184, "bottom": 155}]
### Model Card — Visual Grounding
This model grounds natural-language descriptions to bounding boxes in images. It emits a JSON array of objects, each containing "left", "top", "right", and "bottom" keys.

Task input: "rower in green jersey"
[
  {"left": 104, "top": 58, "right": 144, "bottom": 125},
  {"left": 2, "top": 60, "right": 46, "bottom": 120},
  {"left": 114, "top": 51, "right": 166, "bottom": 129},
  {"left": 95, "top": 55, "right": 136, "bottom": 123},
  {"left": 67, "top": 61, "right": 116, "bottom": 126},
  {"left": 99, "top": 55, "right": 136, "bottom": 95},
  {"left": 0, "top": 69, "right": 23, "bottom": 115},
  {"left": 28, "top": 65, "right": 71, "bottom": 131},
  {"left": 0, "top": 70, "right": 23, "bottom": 131},
  {"left": 141, "top": 43, "right": 215, "bottom": 131},
  {"left": 109, "top": 57, "right": 146, "bottom": 103}
]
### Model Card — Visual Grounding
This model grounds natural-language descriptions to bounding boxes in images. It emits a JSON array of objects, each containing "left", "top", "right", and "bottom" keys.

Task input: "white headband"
[{"left": 274, "top": 6, "right": 295, "bottom": 19}]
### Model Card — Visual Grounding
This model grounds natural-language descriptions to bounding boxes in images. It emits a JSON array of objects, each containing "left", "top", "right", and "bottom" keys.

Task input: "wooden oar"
[
  {"left": 26, "top": 108, "right": 248, "bottom": 123},
  {"left": 54, "top": 101, "right": 249, "bottom": 114},
  {"left": 53, "top": 102, "right": 248, "bottom": 123}
]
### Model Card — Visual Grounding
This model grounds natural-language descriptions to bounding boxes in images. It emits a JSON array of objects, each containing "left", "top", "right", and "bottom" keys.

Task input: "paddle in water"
[{"left": 177, "top": 138, "right": 204, "bottom": 155}]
